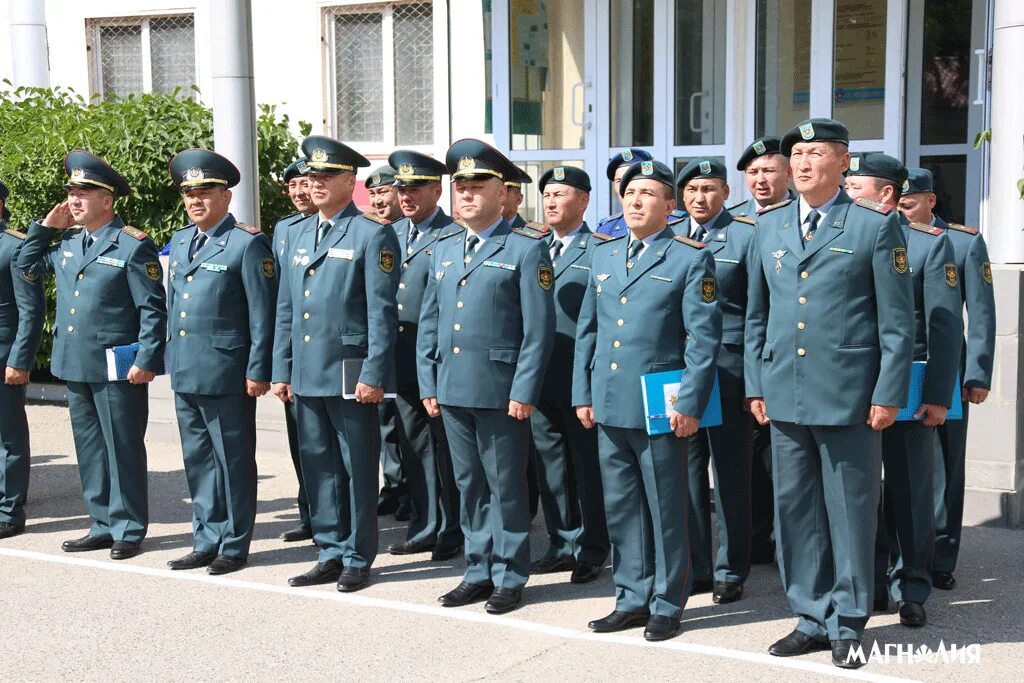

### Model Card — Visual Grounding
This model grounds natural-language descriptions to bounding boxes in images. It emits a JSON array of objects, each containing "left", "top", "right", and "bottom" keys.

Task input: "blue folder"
[
  {"left": 105, "top": 342, "right": 141, "bottom": 381},
  {"left": 641, "top": 369, "right": 723, "bottom": 436},
  {"left": 896, "top": 361, "right": 963, "bottom": 421}
]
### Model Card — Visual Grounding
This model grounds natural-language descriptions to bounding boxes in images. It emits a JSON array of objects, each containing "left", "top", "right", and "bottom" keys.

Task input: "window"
[
  {"left": 328, "top": 2, "right": 434, "bottom": 146},
  {"left": 86, "top": 15, "right": 197, "bottom": 100}
]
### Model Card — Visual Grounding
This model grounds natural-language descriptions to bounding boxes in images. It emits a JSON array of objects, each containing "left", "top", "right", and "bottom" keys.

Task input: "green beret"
[
  {"left": 606, "top": 148, "right": 653, "bottom": 180},
  {"left": 676, "top": 157, "right": 728, "bottom": 187},
  {"left": 538, "top": 166, "right": 591, "bottom": 193},
  {"left": 365, "top": 166, "right": 397, "bottom": 189},
  {"left": 283, "top": 158, "right": 308, "bottom": 183},
  {"left": 848, "top": 152, "right": 908, "bottom": 187},
  {"left": 780, "top": 118, "right": 850, "bottom": 156},
  {"left": 736, "top": 136, "right": 782, "bottom": 171},
  {"left": 904, "top": 168, "right": 934, "bottom": 195},
  {"left": 619, "top": 159, "right": 674, "bottom": 196}
]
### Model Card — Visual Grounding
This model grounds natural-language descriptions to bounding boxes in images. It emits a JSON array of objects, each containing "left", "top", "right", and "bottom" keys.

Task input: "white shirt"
[
  {"left": 465, "top": 217, "right": 502, "bottom": 254},
  {"left": 550, "top": 223, "right": 584, "bottom": 256},
  {"left": 626, "top": 231, "right": 659, "bottom": 261},
  {"left": 798, "top": 189, "right": 841, "bottom": 238},
  {"left": 692, "top": 209, "right": 724, "bottom": 241}
]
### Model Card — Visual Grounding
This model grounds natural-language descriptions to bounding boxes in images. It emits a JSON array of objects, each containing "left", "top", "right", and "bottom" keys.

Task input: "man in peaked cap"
[
  {"left": 272, "top": 135, "right": 400, "bottom": 592},
  {"left": 596, "top": 149, "right": 686, "bottom": 238},
  {"left": 383, "top": 149, "right": 463, "bottom": 560},
  {"left": 0, "top": 180, "right": 46, "bottom": 540},
  {"left": 573, "top": 158, "right": 721, "bottom": 641},
  {"left": 19, "top": 151, "right": 167, "bottom": 559},
  {"left": 746, "top": 119, "right": 914, "bottom": 668},
  {"left": 502, "top": 166, "right": 532, "bottom": 229},
  {"left": 899, "top": 168, "right": 996, "bottom": 593},
  {"left": 528, "top": 165, "right": 610, "bottom": 585},
  {"left": 417, "top": 138, "right": 555, "bottom": 614},
  {"left": 162, "top": 149, "right": 278, "bottom": 575}
]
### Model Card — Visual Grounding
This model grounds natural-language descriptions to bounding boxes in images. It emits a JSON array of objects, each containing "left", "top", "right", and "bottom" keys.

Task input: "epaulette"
[
  {"left": 726, "top": 200, "right": 748, "bottom": 211},
  {"left": 598, "top": 212, "right": 623, "bottom": 225},
  {"left": 910, "top": 221, "right": 943, "bottom": 236},
  {"left": 276, "top": 211, "right": 301, "bottom": 224},
  {"left": 854, "top": 197, "right": 892, "bottom": 215},
  {"left": 948, "top": 223, "right": 980, "bottom": 235},
  {"left": 590, "top": 232, "right": 613, "bottom": 242},
  {"left": 234, "top": 222, "right": 263, "bottom": 235},
  {"left": 513, "top": 226, "right": 545, "bottom": 239},
  {"left": 436, "top": 228, "right": 464, "bottom": 241},
  {"left": 757, "top": 198, "right": 793, "bottom": 214},
  {"left": 362, "top": 212, "right": 391, "bottom": 225},
  {"left": 731, "top": 215, "right": 756, "bottom": 225},
  {"left": 4, "top": 228, "right": 27, "bottom": 240},
  {"left": 667, "top": 216, "right": 687, "bottom": 228},
  {"left": 121, "top": 226, "right": 147, "bottom": 240},
  {"left": 674, "top": 235, "right": 706, "bottom": 249},
  {"left": 525, "top": 221, "right": 549, "bottom": 234}
]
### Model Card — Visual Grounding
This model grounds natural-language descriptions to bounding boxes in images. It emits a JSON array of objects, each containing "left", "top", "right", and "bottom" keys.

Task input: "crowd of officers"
[{"left": 0, "top": 115, "right": 995, "bottom": 669}]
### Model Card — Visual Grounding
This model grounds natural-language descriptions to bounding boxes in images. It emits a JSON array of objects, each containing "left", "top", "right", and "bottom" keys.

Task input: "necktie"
[
  {"left": 550, "top": 238, "right": 563, "bottom": 262},
  {"left": 802, "top": 210, "right": 820, "bottom": 246},
  {"left": 626, "top": 239, "right": 643, "bottom": 268},
  {"left": 465, "top": 233, "right": 480, "bottom": 263},
  {"left": 690, "top": 223, "right": 705, "bottom": 241},
  {"left": 407, "top": 228, "right": 422, "bottom": 254},
  {"left": 189, "top": 232, "right": 207, "bottom": 261},
  {"left": 315, "top": 220, "right": 331, "bottom": 249},
  {"left": 83, "top": 234, "right": 95, "bottom": 254}
]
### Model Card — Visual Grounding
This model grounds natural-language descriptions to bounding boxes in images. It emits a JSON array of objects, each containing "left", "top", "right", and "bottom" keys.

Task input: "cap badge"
[
  {"left": 187, "top": 167, "right": 204, "bottom": 180},
  {"left": 311, "top": 148, "right": 328, "bottom": 163},
  {"left": 799, "top": 122, "right": 815, "bottom": 140},
  {"left": 399, "top": 163, "right": 414, "bottom": 175},
  {"left": 553, "top": 167, "right": 565, "bottom": 181},
  {"left": 371, "top": 174, "right": 381, "bottom": 185},
  {"left": 849, "top": 157, "right": 860, "bottom": 172},
  {"left": 753, "top": 140, "right": 767, "bottom": 155},
  {"left": 458, "top": 156, "right": 476, "bottom": 170},
  {"left": 640, "top": 160, "right": 653, "bottom": 176},
  {"left": 622, "top": 149, "right": 633, "bottom": 161},
  {"left": 699, "top": 161, "right": 712, "bottom": 175},
  {"left": 902, "top": 179, "right": 910, "bottom": 193},
  {"left": 296, "top": 160, "right": 309, "bottom": 174},
  {"left": 71, "top": 168, "right": 85, "bottom": 180}
]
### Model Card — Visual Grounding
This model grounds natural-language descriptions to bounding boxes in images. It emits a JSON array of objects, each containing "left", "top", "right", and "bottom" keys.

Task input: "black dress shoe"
[
  {"left": 898, "top": 601, "right": 927, "bottom": 627},
  {"left": 394, "top": 499, "right": 413, "bottom": 522},
  {"left": 337, "top": 566, "right": 370, "bottom": 592},
  {"left": 62, "top": 534, "right": 114, "bottom": 553},
  {"left": 110, "top": 541, "right": 141, "bottom": 560},
  {"left": 485, "top": 587, "right": 523, "bottom": 614},
  {"left": 570, "top": 562, "right": 602, "bottom": 584},
  {"left": 933, "top": 571, "right": 956, "bottom": 590},
  {"left": 691, "top": 579, "right": 714, "bottom": 595},
  {"left": 530, "top": 555, "right": 576, "bottom": 574},
  {"left": 768, "top": 630, "right": 830, "bottom": 657},
  {"left": 750, "top": 542, "right": 776, "bottom": 565},
  {"left": 0, "top": 522, "right": 25, "bottom": 539},
  {"left": 712, "top": 581, "right": 743, "bottom": 604},
  {"left": 430, "top": 545, "right": 463, "bottom": 562},
  {"left": 644, "top": 615, "right": 681, "bottom": 642},
  {"left": 831, "top": 639, "right": 865, "bottom": 669},
  {"left": 280, "top": 526, "right": 313, "bottom": 543},
  {"left": 168, "top": 550, "right": 216, "bottom": 570},
  {"left": 873, "top": 594, "right": 890, "bottom": 613},
  {"left": 439, "top": 581, "right": 493, "bottom": 607},
  {"left": 288, "top": 560, "right": 342, "bottom": 587},
  {"left": 208, "top": 555, "right": 247, "bottom": 575},
  {"left": 388, "top": 539, "right": 435, "bottom": 555},
  {"left": 587, "top": 610, "right": 649, "bottom": 633},
  {"left": 377, "top": 496, "right": 400, "bottom": 516}
]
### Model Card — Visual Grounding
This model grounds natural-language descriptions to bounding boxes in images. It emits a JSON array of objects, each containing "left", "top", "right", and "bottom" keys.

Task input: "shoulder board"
[
  {"left": 854, "top": 197, "right": 892, "bottom": 215},
  {"left": 121, "top": 226, "right": 147, "bottom": 240},
  {"left": 436, "top": 228, "right": 464, "bottom": 241},
  {"left": 731, "top": 215, "right": 756, "bottom": 225},
  {"left": 667, "top": 216, "right": 687, "bottom": 228},
  {"left": 278, "top": 211, "right": 300, "bottom": 222},
  {"left": 726, "top": 200, "right": 748, "bottom": 211},
  {"left": 512, "top": 226, "right": 545, "bottom": 240},
  {"left": 674, "top": 235, "right": 706, "bottom": 249},
  {"left": 757, "top": 198, "right": 793, "bottom": 214},
  {"left": 948, "top": 222, "right": 979, "bottom": 235},
  {"left": 598, "top": 212, "right": 623, "bottom": 225},
  {"left": 234, "top": 222, "right": 262, "bottom": 235},
  {"left": 909, "top": 221, "right": 943, "bottom": 236},
  {"left": 525, "top": 221, "right": 549, "bottom": 234},
  {"left": 362, "top": 212, "right": 391, "bottom": 225},
  {"left": 4, "top": 228, "right": 27, "bottom": 240},
  {"left": 590, "top": 232, "right": 613, "bottom": 242}
]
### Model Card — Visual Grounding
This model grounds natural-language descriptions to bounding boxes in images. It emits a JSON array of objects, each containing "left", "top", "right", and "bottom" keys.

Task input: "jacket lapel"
[
  {"left": 623, "top": 228, "right": 673, "bottom": 291},
  {"left": 310, "top": 202, "right": 360, "bottom": 264},
  {"left": 777, "top": 202, "right": 805, "bottom": 258},
  {"left": 799, "top": 193, "right": 851, "bottom": 263},
  {"left": 554, "top": 224, "right": 590, "bottom": 278},
  {"left": 183, "top": 216, "right": 233, "bottom": 276},
  {"left": 80, "top": 216, "right": 125, "bottom": 270},
  {"left": 463, "top": 221, "right": 509, "bottom": 277}
]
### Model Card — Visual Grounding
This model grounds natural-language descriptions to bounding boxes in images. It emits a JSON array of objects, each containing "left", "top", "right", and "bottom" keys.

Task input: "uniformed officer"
[
  {"left": 574, "top": 159, "right": 721, "bottom": 642},
  {"left": 162, "top": 149, "right": 278, "bottom": 575},
  {"left": 272, "top": 135, "right": 400, "bottom": 592},
  {"left": 899, "top": 167, "right": 996, "bottom": 591},
  {"left": 745, "top": 120, "right": 914, "bottom": 669},
  {"left": 417, "top": 139, "right": 555, "bottom": 614},
  {"left": 19, "top": 151, "right": 167, "bottom": 559},
  {"left": 274, "top": 157, "right": 317, "bottom": 543},
  {"left": 502, "top": 166, "right": 532, "bottom": 229},
  {"left": 384, "top": 149, "right": 463, "bottom": 560},
  {"left": 673, "top": 158, "right": 757, "bottom": 604},
  {"left": 529, "top": 165, "right": 610, "bottom": 584},
  {"left": 595, "top": 149, "right": 685, "bottom": 238},
  {"left": 366, "top": 165, "right": 410, "bottom": 520},
  {"left": 846, "top": 153, "right": 962, "bottom": 627},
  {"left": 0, "top": 181, "right": 46, "bottom": 539}
]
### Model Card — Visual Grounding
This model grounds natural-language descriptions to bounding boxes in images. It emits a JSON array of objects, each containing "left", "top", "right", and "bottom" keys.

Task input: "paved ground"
[{"left": 3, "top": 403, "right": 1023, "bottom": 682}]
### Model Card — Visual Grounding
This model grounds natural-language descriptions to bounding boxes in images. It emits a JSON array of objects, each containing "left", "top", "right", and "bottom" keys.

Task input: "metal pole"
[
  {"left": 988, "top": 0, "right": 1024, "bottom": 263},
  {"left": 8, "top": 0, "right": 50, "bottom": 88}
]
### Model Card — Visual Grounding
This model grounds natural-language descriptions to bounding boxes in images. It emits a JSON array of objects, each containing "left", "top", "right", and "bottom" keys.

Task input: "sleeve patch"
[
  {"left": 701, "top": 277, "right": 716, "bottom": 302},
  {"left": 379, "top": 249, "right": 395, "bottom": 273},
  {"left": 982, "top": 262, "right": 992, "bottom": 284},
  {"left": 893, "top": 247, "right": 909, "bottom": 274},
  {"left": 262, "top": 258, "right": 275, "bottom": 278},
  {"left": 538, "top": 264, "right": 554, "bottom": 290},
  {"left": 145, "top": 262, "right": 162, "bottom": 281},
  {"left": 945, "top": 263, "right": 958, "bottom": 288},
  {"left": 22, "top": 271, "right": 39, "bottom": 282}
]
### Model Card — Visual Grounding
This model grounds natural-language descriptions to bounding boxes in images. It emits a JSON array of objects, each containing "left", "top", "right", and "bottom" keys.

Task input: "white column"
[
  {"left": 209, "top": 0, "right": 259, "bottom": 227},
  {"left": 988, "top": 0, "right": 1024, "bottom": 264},
  {"left": 8, "top": 0, "right": 49, "bottom": 88}
]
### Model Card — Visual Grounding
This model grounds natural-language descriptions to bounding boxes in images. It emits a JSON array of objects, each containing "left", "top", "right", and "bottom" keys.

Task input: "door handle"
[
  {"left": 973, "top": 48, "right": 987, "bottom": 106},
  {"left": 689, "top": 90, "right": 710, "bottom": 133},
  {"left": 570, "top": 81, "right": 588, "bottom": 127}
]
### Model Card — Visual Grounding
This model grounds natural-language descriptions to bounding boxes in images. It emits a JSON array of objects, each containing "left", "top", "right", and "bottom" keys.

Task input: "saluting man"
[
  {"left": 745, "top": 120, "right": 914, "bottom": 669},
  {"left": 529, "top": 165, "right": 610, "bottom": 585},
  {"left": 574, "top": 159, "right": 722, "bottom": 642},
  {"left": 673, "top": 158, "right": 757, "bottom": 605},
  {"left": 0, "top": 181, "right": 46, "bottom": 539},
  {"left": 163, "top": 149, "right": 278, "bottom": 575},
  {"left": 417, "top": 139, "right": 555, "bottom": 614},
  {"left": 19, "top": 151, "right": 167, "bottom": 560},
  {"left": 272, "top": 135, "right": 400, "bottom": 592},
  {"left": 899, "top": 168, "right": 996, "bottom": 592}
]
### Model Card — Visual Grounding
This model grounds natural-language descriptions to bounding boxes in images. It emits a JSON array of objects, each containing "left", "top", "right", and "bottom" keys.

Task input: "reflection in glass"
[
  {"left": 833, "top": 0, "right": 887, "bottom": 139},
  {"left": 510, "top": 0, "right": 585, "bottom": 150},
  {"left": 675, "top": 0, "right": 726, "bottom": 146},
  {"left": 919, "top": 0, "right": 971, "bottom": 145},
  {"left": 610, "top": 0, "right": 654, "bottom": 147},
  {"left": 921, "top": 155, "right": 967, "bottom": 224},
  {"left": 755, "top": 0, "right": 810, "bottom": 139}
]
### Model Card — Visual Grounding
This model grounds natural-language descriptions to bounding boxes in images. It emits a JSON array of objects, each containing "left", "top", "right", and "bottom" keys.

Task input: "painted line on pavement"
[{"left": 0, "top": 547, "right": 918, "bottom": 683}]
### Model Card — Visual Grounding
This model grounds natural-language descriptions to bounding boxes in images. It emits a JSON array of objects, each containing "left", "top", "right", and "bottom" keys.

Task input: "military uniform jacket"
[
  {"left": 272, "top": 202, "right": 401, "bottom": 396},
  {"left": 166, "top": 214, "right": 278, "bottom": 395},
  {"left": 416, "top": 220, "right": 556, "bottom": 408},
  {"left": 901, "top": 217, "right": 963, "bottom": 406},
  {"left": 0, "top": 224, "right": 45, "bottom": 369},
  {"left": 744, "top": 192, "right": 914, "bottom": 425},
  {"left": 571, "top": 228, "right": 722, "bottom": 429},
  {"left": 935, "top": 217, "right": 996, "bottom": 389},
  {"left": 540, "top": 224, "right": 602, "bottom": 403},
  {"left": 727, "top": 189, "right": 797, "bottom": 219},
  {"left": 19, "top": 217, "right": 167, "bottom": 382},
  {"left": 273, "top": 211, "right": 310, "bottom": 269},
  {"left": 393, "top": 209, "right": 457, "bottom": 390}
]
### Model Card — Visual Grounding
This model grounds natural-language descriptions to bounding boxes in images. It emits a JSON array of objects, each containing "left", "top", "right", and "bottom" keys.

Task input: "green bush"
[{"left": 0, "top": 83, "right": 309, "bottom": 372}]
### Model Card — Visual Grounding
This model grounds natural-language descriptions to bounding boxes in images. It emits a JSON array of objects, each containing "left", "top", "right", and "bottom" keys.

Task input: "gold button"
[
  {"left": 303, "top": 313, "right": 310, "bottom": 320},
  {"left": 77, "top": 274, "right": 84, "bottom": 280},
  {"left": 304, "top": 290, "right": 311, "bottom": 297},
  {"left": 797, "top": 348, "right": 806, "bottom": 356},
  {"left": 180, "top": 312, "right": 187, "bottom": 318},
  {"left": 183, "top": 293, "right": 190, "bottom": 299},
  {"left": 397, "top": 303, "right": 404, "bottom": 311},
  {"left": 74, "top": 290, "right": 80, "bottom": 297},
  {"left": 801, "top": 271, "right": 809, "bottom": 279},
  {"left": 69, "top": 308, "right": 76, "bottom": 315},
  {"left": 453, "top": 346, "right": 461, "bottom": 354},
  {"left": 454, "top": 324, "right": 461, "bottom": 331},
  {"left": 613, "top": 340, "right": 621, "bottom": 348},
  {"left": 617, "top": 319, "right": 624, "bottom": 326},
  {"left": 399, "top": 283, "right": 406, "bottom": 290},
  {"left": 187, "top": 275, "right": 193, "bottom": 282},
  {"left": 303, "top": 335, "right": 311, "bottom": 342},
  {"left": 610, "top": 362, "right": 618, "bottom": 370},
  {"left": 402, "top": 262, "right": 409, "bottom": 269},
  {"left": 620, "top": 296, "right": 627, "bottom": 304},
  {"left": 797, "top": 322, "right": 805, "bottom": 330},
  {"left": 67, "top": 325, "right": 74, "bottom": 332},
  {"left": 308, "top": 268, "right": 316, "bottom": 276},
  {"left": 460, "top": 279, "right": 467, "bottom": 286},
  {"left": 179, "top": 330, "right": 186, "bottom": 337},
  {"left": 798, "top": 296, "right": 807, "bottom": 305},
  {"left": 457, "top": 301, "right": 464, "bottom": 309},
  {"left": 398, "top": 325, "right": 405, "bottom": 332}
]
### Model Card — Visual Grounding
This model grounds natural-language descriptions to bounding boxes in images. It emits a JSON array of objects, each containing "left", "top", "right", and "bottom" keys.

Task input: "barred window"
[
  {"left": 328, "top": 2, "right": 434, "bottom": 146},
  {"left": 87, "top": 15, "right": 197, "bottom": 100}
]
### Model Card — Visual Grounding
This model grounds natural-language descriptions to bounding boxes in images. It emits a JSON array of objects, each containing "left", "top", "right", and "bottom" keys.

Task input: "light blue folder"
[
  {"left": 641, "top": 369, "right": 723, "bottom": 436},
  {"left": 105, "top": 342, "right": 140, "bottom": 381},
  {"left": 896, "top": 360, "right": 963, "bottom": 421}
]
